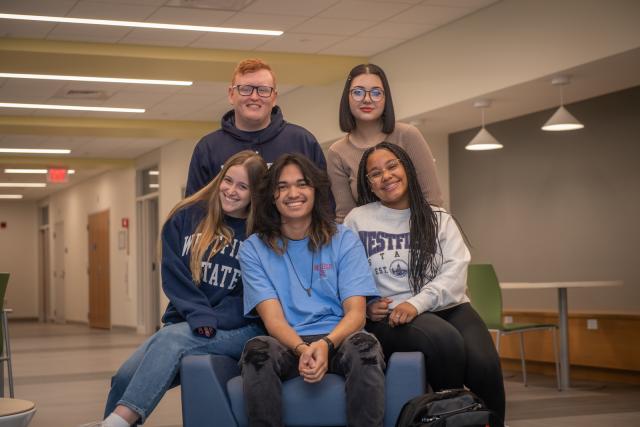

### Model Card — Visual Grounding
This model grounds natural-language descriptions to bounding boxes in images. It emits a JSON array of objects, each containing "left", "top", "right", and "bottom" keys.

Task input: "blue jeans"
[{"left": 105, "top": 321, "right": 263, "bottom": 424}]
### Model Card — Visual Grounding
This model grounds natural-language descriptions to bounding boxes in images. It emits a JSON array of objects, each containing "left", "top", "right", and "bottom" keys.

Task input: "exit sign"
[{"left": 48, "top": 168, "right": 68, "bottom": 183}]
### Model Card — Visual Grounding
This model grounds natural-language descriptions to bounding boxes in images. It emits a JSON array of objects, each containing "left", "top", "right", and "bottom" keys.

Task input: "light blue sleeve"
[
  {"left": 336, "top": 226, "right": 380, "bottom": 301},
  {"left": 238, "top": 237, "right": 279, "bottom": 316}
]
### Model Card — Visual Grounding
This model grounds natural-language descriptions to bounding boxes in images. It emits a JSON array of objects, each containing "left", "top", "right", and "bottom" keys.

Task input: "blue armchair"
[{"left": 181, "top": 352, "right": 425, "bottom": 427}]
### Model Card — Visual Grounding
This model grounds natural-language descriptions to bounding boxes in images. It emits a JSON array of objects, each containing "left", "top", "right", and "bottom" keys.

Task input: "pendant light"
[
  {"left": 542, "top": 75, "right": 584, "bottom": 131},
  {"left": 465, "top": 99, "right": 503, "bottom": 151}
]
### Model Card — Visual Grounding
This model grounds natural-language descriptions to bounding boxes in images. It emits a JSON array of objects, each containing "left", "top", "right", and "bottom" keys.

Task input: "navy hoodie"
[
  {"left": 161, "top": 203, "right": 252, "bottom": 332},
  {"left": 185, "top": 106, "right": 327, "bottom": 196}
]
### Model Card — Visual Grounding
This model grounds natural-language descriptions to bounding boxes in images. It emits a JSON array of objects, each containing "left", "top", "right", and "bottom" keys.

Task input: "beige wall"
[
  {"left": 0, "top": 201, "right": 39, "bottom": 318},
  {"left": 46, "top": 167, "right": 137, "bottom": 326}
]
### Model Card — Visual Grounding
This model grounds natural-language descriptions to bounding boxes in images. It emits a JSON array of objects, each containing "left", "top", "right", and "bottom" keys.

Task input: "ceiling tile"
[
  {"left": 357, "top": 21, "right": 436, "bottom": 39},
  {"left": 0, "top": 21, "right": 56, "bottom": 39},
  {"left": 119, "top": 28, "right": 202, "bottom": 47},
  {"left": 0, "top": 0, "right": 77, "bottom": 15},
  {"left": 243, "top": 0, "right": 340, "bottom": 17},
  {"left": 70, "top": 1, "right": 156, "bottom": 20},
  {"left": 106, "top": 90, "right": 171, "bottom": 106},
  {"left": 318, "top": 0, "right": 412, "bottom": 20},
  {"left": 177, "top": 81, "right": 229, "bottom": 98},
  {"left": 319, "top": 35, "right": 406, "bottom": 56},
  {"left": 30, "top": 109, "right": 90, "bottom": 118},
  {"left": 423, "top": 0, "right": 499, "bottom": 8},
  {"left": 46, "top": 24, "right": 132, "bottom": 43},
  {"left": 57, "top": 81, "right": 127, "bottom": 94},
  {"left": 221, "top": 12, "right": 308, "bottom": 31},
  {"left": 178, "top": 103, "right": 225, "bottom": 121},
  {"left": 389, "top": 4, "right": 473, "bottom": 25},
  {"left": 0, "top": 80, "right": 67, "bottom": 101},
  {"left": 289, "top": 17, "right": 374, "bottom": 36},
  {"left": 147, "top": 93, "right": 217, "bottom": 118},
  {"left": 188, "top": 32, "right": 271, "bottom": 50},
  {"left": 145, "top": 6, "right": 235, "bottom": 25},
  {"left": 88, "top": 0, "right": 167, "bottom": 5},
  {"left": 256, "top": 32, "right": 345, "bottom": 54}
]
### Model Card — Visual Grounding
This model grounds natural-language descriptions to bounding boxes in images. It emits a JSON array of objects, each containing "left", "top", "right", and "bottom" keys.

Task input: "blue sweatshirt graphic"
[
  {"left": 161, "top": 203, "right": 253, "bottom": 332},
  {"left": 185, "top": 106, "right": 327, "bottom": 196}
]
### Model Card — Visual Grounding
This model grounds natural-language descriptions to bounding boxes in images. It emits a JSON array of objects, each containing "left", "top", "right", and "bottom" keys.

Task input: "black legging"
[{"left": 366, "top": 302, "right": 505, "bottom": 421}]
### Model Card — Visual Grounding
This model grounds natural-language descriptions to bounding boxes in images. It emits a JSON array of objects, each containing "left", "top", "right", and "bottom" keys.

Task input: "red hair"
[{"left": 232, "top": 58, "right": 276, "bottom": 86}]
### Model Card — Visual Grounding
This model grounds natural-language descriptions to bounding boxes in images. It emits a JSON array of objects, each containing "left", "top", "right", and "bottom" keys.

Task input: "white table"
[{"left": 499, "top": 280, "right": 623, "bottom": 390}]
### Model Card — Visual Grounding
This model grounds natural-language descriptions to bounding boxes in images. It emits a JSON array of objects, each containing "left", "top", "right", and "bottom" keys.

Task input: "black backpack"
[{"left": 395, "top": 389, "right": 503, "bottom": 427}]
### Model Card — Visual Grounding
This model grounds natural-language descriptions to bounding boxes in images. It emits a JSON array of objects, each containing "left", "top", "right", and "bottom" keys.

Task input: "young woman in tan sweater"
[{"left": 327, "top": 63, "right": 443, "bottom": 222}]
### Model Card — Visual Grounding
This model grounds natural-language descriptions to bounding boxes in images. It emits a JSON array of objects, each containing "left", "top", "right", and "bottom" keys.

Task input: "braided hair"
[{"left": 356, "top": 142, "right": 440, "bottom": 294}]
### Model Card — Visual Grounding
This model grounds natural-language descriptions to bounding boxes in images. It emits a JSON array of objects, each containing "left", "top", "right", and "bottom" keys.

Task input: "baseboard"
[{"left": 5, "top": 316, "right": 39, "bottom": 322}]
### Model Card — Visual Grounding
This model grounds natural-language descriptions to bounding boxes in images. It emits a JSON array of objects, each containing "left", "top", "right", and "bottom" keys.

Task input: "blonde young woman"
[
  {"left": 83, "top": 151, "right": 267, "bottom": 427},
  {"left": 328, "top": 63, "right": 443, "bottom": 222}
]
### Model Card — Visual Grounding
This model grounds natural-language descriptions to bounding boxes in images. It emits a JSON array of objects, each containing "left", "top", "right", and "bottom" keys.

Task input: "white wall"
[
  {"left": 159, "top": 138, "right": 198, "bottom": 221},
  {"left": 277, "top": 0, "right": 640, "bottom": 144},
  {"left": 47, "top": 167, "right": 137, "bottom": 326},
  {"left": 0, "top": 201, "right": 39, "bottom": 318}
]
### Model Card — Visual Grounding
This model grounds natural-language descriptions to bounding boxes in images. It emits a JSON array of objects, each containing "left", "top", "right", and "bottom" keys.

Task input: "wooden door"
[{"left": 88, "top": 210, "right": 110, "bottom": 329}]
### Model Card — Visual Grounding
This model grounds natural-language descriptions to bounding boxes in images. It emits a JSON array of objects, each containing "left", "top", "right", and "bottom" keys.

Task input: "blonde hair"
[
  {"left": 231, "top": 58, "right": 276, "bottom": 86},
  {"left": 164, "top": 151, "right": 267, "bottom": 283}
]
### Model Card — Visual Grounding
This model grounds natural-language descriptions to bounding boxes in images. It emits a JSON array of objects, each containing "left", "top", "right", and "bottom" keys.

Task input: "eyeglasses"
[
  {"left": 232, "top": 84, "right": 275, "bottom": 98},
  {"left": 350, "top": 86, "right": 384, "bottom": 102},
  {"left": 366, "top": 159, "right": 402, "bottom": 183}
]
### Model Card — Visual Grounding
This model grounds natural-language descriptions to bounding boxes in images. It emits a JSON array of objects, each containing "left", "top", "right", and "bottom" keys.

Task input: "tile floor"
[{"left": 5, "top": 321, "right": 640, "bottom": 427}]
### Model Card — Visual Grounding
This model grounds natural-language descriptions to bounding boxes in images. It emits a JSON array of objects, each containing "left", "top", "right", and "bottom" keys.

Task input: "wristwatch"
[{"left": 321, "top": 336, "right": 336, "bottom": 354}]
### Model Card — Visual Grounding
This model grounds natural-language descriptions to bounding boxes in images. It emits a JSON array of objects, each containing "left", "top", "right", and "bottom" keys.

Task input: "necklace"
[{"left": 285, "top": 249, "right": 315, "bottom": 297}]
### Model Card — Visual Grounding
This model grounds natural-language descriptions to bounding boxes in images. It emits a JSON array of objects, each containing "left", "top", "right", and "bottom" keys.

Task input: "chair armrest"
[
  {"left": 384, "top": 352, "right": 426, "bottom": 427},
  {"left": 180, "top": 354, "right": 240, "bottom": 427}
]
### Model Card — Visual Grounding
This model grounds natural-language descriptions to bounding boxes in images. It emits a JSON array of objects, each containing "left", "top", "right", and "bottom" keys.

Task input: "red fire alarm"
[{"left": 122, "top": 218, "right": 129, "bottom": 228}]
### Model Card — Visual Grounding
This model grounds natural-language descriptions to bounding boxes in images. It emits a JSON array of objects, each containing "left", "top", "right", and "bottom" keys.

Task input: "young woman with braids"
[
  {"left": 83, "top": 150, "right": 267, "bottom": 427},
  {"left": 344, "top": 142, "right": 505, "bottom": 422}
]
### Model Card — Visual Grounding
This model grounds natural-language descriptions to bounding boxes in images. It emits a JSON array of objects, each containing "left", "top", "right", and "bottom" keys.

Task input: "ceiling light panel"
[
  {"left": 4, "top": 169, "right": 48, "bottom": 174},
  {"left": 0, "top": 148, "right": 71, "bottom": 154},
  {"left": 0, "top": 195, "right": 24, "bottom": 199},
  {"left": 0, "top": 73, "right": 193, "bottom": 86},
  {"left": 0, "top": 182, "right": 47, "bottom": 188},
  {"left": 0, "top": 13, "right": 283, "bottom": 36},
  {"left": 0, "top": 103, "right": 145, "bottom": 113}
]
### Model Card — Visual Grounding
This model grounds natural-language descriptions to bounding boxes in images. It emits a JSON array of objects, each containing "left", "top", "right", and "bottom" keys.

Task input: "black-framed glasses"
[
  {"left": 232, "top": 84, "right": 275, "bottom": 98},
  {"left": 366, "top": 158, "right": 402, "bottom": 183},
  {"left": 350, "top": 86, "right": 384, "bottom": 102}
]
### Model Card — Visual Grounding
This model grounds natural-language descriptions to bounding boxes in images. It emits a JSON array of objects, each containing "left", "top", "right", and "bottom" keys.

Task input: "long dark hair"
[
  {"left": 356, "top": 142, "right": 439, "bottom": 294},
  {"left": 254, "top": 153, "right": 336, "bottom": 255},
  {"left": 339, "top": 63, "right": 396, "bottom": 134}
]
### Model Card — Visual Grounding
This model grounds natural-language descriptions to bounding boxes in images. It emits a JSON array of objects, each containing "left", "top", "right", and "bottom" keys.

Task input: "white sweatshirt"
[{"left": 344, "top": 202, "right": 470, "bottom": 314}]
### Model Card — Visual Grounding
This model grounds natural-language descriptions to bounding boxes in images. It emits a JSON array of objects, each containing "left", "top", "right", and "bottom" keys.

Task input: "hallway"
[
  {"left": 5, "top": 321, "right": 640, "bottom": 427},
  {"left": 9, "top": 322, "right": 181, "bottom": 427}
]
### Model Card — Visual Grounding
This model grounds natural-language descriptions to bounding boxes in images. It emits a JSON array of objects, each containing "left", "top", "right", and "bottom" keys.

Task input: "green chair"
[
  {"left": 466, "top": 264, "right": 560, "bottom": 389},
  {"left": 0, "top": 273, "right": 14, "bottom": 397}
]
